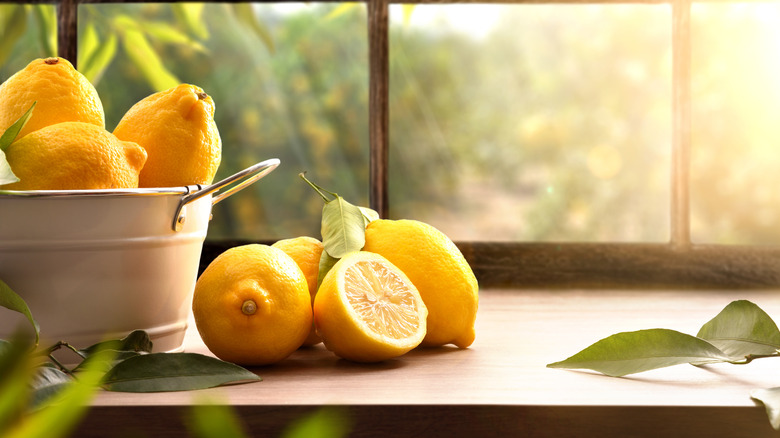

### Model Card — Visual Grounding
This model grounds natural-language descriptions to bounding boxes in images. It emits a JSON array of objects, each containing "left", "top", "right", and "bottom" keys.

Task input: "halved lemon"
[{"left": 313, "top": 251, "right": 428, "bottom": 362}]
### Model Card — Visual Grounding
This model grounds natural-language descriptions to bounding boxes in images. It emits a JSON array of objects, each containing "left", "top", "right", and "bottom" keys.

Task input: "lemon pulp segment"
[{"left": 343, "top": 260, "right": 421, "bottom": 339}]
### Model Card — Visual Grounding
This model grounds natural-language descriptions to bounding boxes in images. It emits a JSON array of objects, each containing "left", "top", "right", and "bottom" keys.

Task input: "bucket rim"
[{"left": 0, "top": 186, "right": 198, "bottom": 199}]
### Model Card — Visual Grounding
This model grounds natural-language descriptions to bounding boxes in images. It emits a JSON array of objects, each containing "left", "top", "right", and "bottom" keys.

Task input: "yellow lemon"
[
  {"left": 271, "top": 236, "right": 324, "bottom": 347},
  {"left": 113, "top": 83, "right": 221, "bottom": 188},
  {"left": 0, "top": 57, "right": 105, "bottom": 139},
  {"left": 0, "top": 122, "right": 146, "bottom": 191},
  {"left": 192, "top": 244, "right": 312, "bottom": 366},
  {"left": 363, "top": 219, "right": 479, "bottom": 348},
  {"left": 314, "top": 251, "right": 427, "bottom": 363}
]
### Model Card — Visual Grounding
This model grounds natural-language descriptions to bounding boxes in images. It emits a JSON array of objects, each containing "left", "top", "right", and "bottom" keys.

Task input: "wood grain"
[
  {"left": 80, "top": 289, "right": 780, "bottom": 437},
  {"left": 202, "top": 241, "right": 780, "bottom": 289}
]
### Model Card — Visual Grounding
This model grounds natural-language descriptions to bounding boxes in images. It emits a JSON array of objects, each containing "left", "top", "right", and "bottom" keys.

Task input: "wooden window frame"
[{"left": 22, "top": 0, "right": 780, "bottom": 289}]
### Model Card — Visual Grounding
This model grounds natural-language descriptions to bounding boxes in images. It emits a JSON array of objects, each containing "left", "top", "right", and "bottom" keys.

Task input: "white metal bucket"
[{"left": 0, "top": 158, "right": 279, "bottom": 352}]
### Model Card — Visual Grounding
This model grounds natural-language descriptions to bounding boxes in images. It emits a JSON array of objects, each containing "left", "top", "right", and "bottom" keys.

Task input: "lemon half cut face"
[{"left": 314, "top": 252, "right": 428, "bottom": 363}]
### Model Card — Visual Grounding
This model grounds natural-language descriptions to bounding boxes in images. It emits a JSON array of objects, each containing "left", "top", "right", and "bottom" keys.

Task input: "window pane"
[
  {"left": 389, "top": 4, "right": 671, "bottom": 242},
  {"left": 691, "top": 3, "right": 780, "bottom": 244},
  {"left": 79, "top": 3, "right": 369, "bottom": 240},
  {"left": 0, "top": 5, "right": 57, "bottom": 77}
]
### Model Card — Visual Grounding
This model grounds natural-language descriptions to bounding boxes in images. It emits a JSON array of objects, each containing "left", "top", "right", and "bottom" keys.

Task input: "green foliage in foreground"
[
  {"left": 548, "top": 300, "right": 780, "bottom": 430},
  {"left": 0, "top": 276, "right": 350, "bottom": 437}
]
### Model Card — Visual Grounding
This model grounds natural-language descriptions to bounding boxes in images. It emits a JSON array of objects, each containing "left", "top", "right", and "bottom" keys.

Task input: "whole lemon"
[
  {"left": 0, "top": 122, "right": 147, "bottom": 191},
  {"left": 363, "top": 219, "right": 479, "bottom": 348},
  {"left": 113, "top": 84, "right": 221, "bottom": 188},
  {"left": 271, "top": 236, "right": 324, "bottom": 347},
  {"left": 192, "top": 244, "right": 312, "bottom": 366},
  {"left": 0, "top": 57, "right": 105, "bottom": 139},
  {"left": 314, "top": 251, "right": 428, "bottom": 363}
]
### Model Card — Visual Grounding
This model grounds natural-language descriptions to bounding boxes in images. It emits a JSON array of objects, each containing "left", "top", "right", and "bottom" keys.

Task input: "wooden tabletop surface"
[{"left": 78, "top": 288, "right": 780, "bottom": 437}]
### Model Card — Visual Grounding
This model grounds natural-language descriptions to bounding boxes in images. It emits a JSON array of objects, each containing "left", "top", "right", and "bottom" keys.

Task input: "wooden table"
[{"left": 78, "top": 289, "right": 780, "bottom": 437}]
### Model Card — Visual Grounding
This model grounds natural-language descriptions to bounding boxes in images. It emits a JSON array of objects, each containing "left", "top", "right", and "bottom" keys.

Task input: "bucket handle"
[{"left": 172, "top": 158, "right": 280, "bottom": 231}]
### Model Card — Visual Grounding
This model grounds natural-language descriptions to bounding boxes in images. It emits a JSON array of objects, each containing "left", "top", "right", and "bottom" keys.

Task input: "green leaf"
[
  {"left": 29, "top": 367, "right": 72, "bottom": 409},
  {"left": 0, "top": 336, "right": 35, "bottom": 432},
  {"left": 546, "top": 328, "right": 732, "bottom": 377},
  {"left": 31, "top": 5, "right": 56, "bottom": 57},
  {"left": 317, "top": 250, "right": 340, "bottom": 289},
  {"left": 231, "top": 4, "right": 274, "bottom": 54},
  {"left": 0, "top": 101, "right": 36, "bottom": 151},
  {"left": 752, "top": 387, "right": 780, "bottom": 430},
  {"left": 79, "top": 31, "right": 117, "bottom": 85},
  {"left": 78, "top": 23, "right": 100, "bottom": 67},
  {"left": 401, "top": 5, "right": 416, "bottom": 26},
  {"left": 0, "top": 278, "right": 39, "bottom": 346},
  {"left": 0, "top": 5, "right": 27, "bottom": 67},
  {"left": 359, "top": 207, "right": 379, "bottom": 226},
  {"left": 186, "top": 398, "right": 249, "bottom": 438},
  {"left": 326, "top": 4, "right": 362, "bottom": 21},
  {"left": 80, "top": 330, "right": 153, "bottom": 357},
  {"left": 281, "top": 407, "right": 351, "bottom": 438},
  {"left": 321, "top": 197, "right": 366, "bottom": 259},
  {"left": 172, "top": 3, "right": 209, "bottom": 40},
  {"left": 5, "top": 349, "right": 113, "bottom": 438},
  {"left": 118, "top": 17, "right": 180, "bottom": 92},
  {"left": 696, "top": 300, "right": 780, "bottom": 360},
  {"left": 102, "top": 352, "right": 260, "bottom": 393},
  {"left": 0, "top": 150, "right": 18, "bottom": 186},
  {"left": 144, "top": 21, "right": 208, "bottom": 53}
]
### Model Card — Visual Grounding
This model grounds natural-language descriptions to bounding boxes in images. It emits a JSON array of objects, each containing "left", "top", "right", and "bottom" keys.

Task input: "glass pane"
[
  {"left": 691, "top": 3, "right": 780, "bottom": 244},
  {"left": 0, "top": 5, "right": 58, "bottom": 77},
  {"left": 389, "top": 4, "right": 671, "bottom": 242},
  {"left": 78, "top": 3, "right": 368, "bottom": 240}
]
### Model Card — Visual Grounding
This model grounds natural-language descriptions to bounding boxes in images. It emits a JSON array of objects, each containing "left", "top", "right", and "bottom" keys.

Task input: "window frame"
[{"left": 29, "top": 0, "right": 780, "bottom": 289}]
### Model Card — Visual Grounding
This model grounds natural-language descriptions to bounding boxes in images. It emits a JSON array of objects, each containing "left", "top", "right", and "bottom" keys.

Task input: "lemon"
[
  {"left": 271, "top": 236, "right": 324, "bottom": 347},
  {"left": 0, "top": 57, "right": 105, "bottom": 139},
  {"left": 0, "top": 121, "right": 147, "bottom": 191},
  {"left": 363, "top": 219, "right": 479, "bottom": 348},
  {"left": 314, "top": 251, "right": 428, "bottom": 362},
  {"left": 113, "top": 83, "right": 221, "bottom": 188},
  {"left": 192, "top": 244, "right": 312, "bottom": 366}
]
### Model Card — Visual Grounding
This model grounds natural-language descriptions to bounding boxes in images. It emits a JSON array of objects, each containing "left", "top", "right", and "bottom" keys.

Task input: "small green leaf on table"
[
  {"left": 696, "top": 300, "right": 780, "bottom": 360},
  {"left": 102, "top": 352, "right": 261, "bottom": 393},
  {"left": 546, "top": 328, "right": 732, "bottom": 377},
  {"left": 29, "top": 366, "right": 73, "bottom": 409},
  {"left": 80, "top": 330, "right": 153, "bottom": 357}
]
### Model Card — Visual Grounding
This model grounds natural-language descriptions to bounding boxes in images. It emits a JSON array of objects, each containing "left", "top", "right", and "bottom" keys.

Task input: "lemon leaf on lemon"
[
  {"left": 321, "top": 197, "right": 366, "bottom": 259},
  {"left": 0, "top": 151, "right": 18, "bottom": 186},
  {"left": 359, "top": 206, "right": 380, "bottom": 226},
  {"left": 0, "top": 101, "right": 35, "bottom": 184},
  {"left": 300, "top": 172, "right": 368, "bottom": 283},
  {"left": 317, "top": 249, "right": 339, "bottom": 288},
  {"left": 0, "top": 101, "right": 35, "bottom": 152}
]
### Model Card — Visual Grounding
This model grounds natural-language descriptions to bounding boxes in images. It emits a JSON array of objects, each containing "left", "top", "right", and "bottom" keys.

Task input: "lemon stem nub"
[
  {"left": 44, "top": 57, "right": 59, "bottom": 65},
  {"left": 241, "top": 299, "right": 257, "bottom": 315},
  {"left": 197, "top": 92, "right": 208, "bottom": 100}
]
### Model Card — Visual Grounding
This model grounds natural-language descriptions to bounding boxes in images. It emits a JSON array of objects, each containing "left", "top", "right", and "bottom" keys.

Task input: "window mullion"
[
  {"left": 368, "top": 0, "right": 390, "bottom": 219},
  {"left": 57, "top": 0, "right": 79, "bottom": 66},
  {"left": 671, "top": 0, "right": 692, "bottom": 248}
]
